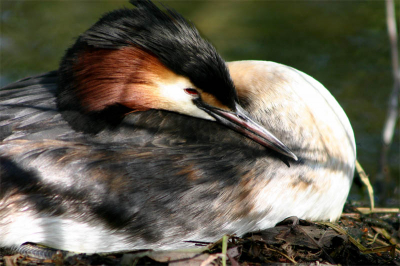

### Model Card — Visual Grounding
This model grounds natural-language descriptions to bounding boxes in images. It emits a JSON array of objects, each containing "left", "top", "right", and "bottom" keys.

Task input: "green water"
[{"left": 1, "top": 0, "right": 399, "bottom": 205}]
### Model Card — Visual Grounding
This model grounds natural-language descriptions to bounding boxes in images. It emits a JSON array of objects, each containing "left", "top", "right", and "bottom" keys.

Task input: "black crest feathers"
[{"left": 57, "top": 0, "right": 236, "bottom": 133}]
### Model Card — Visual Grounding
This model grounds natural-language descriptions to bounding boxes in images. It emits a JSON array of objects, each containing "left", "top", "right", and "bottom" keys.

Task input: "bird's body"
[{"left": 0, "top": 0, "right": 355, "bottom": 254}]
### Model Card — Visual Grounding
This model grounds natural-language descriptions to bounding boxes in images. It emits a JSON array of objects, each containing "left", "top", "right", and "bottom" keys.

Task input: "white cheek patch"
[{"left": 156, "top": 78, "right": 216, "bottom": 121}]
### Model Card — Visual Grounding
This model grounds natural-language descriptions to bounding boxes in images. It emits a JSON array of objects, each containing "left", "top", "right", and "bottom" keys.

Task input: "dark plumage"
[{"left": 0, "top": 71, "right": 264, "bottom": 251}]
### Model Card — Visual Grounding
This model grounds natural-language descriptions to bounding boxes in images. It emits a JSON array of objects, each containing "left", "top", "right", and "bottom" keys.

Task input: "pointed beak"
[{"left": 198, "top": 103, "right": 298, "bottom": 161}]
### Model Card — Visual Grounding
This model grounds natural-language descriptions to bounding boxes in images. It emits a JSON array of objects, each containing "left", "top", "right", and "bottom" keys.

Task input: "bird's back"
[{"left": 0, "top": 70, "right": 263, "bottom": 252}]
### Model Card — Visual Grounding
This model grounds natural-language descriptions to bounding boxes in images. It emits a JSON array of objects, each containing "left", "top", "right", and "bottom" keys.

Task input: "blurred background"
[{"left": 1, "top": 0, "right": 398, "bottom": 206}]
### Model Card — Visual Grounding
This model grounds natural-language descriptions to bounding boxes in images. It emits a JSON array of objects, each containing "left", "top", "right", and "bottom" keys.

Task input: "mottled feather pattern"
[
  {"left": 0, "top": 72, "right": 77, "bottom": 142},
  {"left": 0, "top": 110, "right": 261, "bottom": 250}
]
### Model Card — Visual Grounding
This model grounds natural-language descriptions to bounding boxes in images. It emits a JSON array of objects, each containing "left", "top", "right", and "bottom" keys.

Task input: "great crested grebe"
[{"left": 0, "top": 0, "right": 356, "bottom": 254}]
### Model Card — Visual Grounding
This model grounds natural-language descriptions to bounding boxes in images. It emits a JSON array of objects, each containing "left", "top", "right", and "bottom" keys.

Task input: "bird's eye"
[{"left": 184, "top": 88, "right": 199, "bottom": 96}]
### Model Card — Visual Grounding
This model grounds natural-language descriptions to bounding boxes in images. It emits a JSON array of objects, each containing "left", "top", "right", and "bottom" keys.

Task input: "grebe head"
[{"left": 57, "top": 0, "right": 297, "bottom": 161}]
